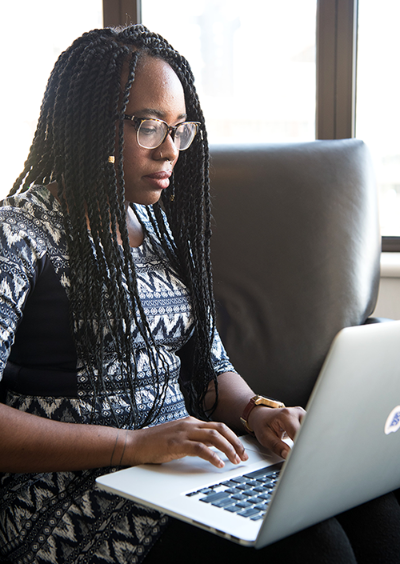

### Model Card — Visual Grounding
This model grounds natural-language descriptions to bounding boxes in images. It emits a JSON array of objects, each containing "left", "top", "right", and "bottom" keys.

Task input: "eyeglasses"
[{"left": 124, "top": 115, "right": 200, "bottom": 151}]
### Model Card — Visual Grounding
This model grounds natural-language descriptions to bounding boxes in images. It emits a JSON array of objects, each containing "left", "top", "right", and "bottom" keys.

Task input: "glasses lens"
[
  {"left": 137, "top": 119, "right": 166, "bottom": 149},
  {"left": 174, "top": 122, "right": 198, "bottom": 151}
]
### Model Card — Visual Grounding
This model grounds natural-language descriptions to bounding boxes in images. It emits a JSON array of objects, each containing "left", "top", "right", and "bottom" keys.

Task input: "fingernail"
[{"left": 281, "top": 450, "right": 288, "bottom": 459}]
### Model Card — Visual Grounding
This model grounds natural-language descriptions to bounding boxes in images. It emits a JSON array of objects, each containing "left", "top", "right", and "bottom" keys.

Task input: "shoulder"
[
  {"left": 0, "top": 185, "right": 61, "bottom": 218},
  {"left": 0, "top": 186, "right": 65, "bottom": 261}
]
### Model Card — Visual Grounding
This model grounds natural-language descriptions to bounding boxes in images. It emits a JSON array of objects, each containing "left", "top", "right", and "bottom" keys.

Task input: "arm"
[
  {"left": 0, "top": 209, "right": 248, "bottom": 473},
  {"left": 205, "top": 371, "right": 305, "bottom": 459},
  {"left": 0, "top": 402, "right": 248, "bottom": 473},
  {"left": 0, "top": 402, "right": 124, "bottom": 472}
]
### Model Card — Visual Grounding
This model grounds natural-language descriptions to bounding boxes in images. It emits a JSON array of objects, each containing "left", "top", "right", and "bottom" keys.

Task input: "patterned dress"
[{"left": 0, "top": 186, "right": 234, "bottom": 564}]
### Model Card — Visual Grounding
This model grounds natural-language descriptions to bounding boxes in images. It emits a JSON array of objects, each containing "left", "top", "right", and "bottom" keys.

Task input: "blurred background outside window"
[
  {"left": 356, "top": 0, "right": 400, "bottom": 236},
  {"left": 2, "top": 0, "right": 400, "bottom": 238},
  {"left": 0, "top": 0, "right": 102, "bottom": 199},
  {"left": 142, "top": 0, "right": 317, "bottom": 145}
]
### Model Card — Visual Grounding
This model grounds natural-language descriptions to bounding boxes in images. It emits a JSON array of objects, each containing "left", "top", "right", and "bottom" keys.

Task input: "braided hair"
[{"left": 9, "top": 25, "right": 217, "bottom": 428}]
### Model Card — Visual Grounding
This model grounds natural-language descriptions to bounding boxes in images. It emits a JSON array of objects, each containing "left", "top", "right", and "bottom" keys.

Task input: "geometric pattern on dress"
[{"left": 0, "top": 186, "right": 235, "bottom": 563}]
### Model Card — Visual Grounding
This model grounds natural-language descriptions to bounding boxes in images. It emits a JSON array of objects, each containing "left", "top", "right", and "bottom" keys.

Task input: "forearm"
[
  {"left": 0, "top": 402, "right": 249, "bottom": 473},
  {"left": 0, "top": 403, "right": 125, "bottom": 473},
  {"left": 205, "top": 371, "right": 255, "bottom": 433}
]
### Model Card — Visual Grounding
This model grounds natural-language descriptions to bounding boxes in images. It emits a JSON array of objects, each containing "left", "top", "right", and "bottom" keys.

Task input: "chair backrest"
[{"left": 209, "top": 139, "right": 381, "bottom": 407}]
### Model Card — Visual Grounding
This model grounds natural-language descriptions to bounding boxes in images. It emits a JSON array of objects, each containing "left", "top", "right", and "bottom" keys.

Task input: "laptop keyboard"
[{"left": 185, "top": 462, "right": 282, "bottom": 521}]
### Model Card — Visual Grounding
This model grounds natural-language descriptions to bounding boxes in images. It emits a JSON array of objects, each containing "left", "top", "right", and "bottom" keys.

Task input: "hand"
[
  {"left": 248, "top": 405, "right": 305, "bottom": 460},
  {"left": 125, "top": 416, "right": 249, "bottom": 469}
]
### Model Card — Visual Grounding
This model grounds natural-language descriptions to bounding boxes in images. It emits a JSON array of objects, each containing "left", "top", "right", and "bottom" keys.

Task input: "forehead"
[{"left": 125, "top": 55, "right": 186, "bottom": 116}]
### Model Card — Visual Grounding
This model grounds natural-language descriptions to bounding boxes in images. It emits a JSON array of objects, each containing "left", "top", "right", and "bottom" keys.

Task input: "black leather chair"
[{"left": 209, "top": 139, "right": 381, "bottom": 408}]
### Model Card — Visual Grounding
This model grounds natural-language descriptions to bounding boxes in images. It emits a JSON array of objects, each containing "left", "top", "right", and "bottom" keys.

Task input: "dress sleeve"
[
  {"left": 211, "top": 327, "right": 237, "bottom": 376},
  {"left": 0, "top": 210, "right": 41, "bottom": 378}
]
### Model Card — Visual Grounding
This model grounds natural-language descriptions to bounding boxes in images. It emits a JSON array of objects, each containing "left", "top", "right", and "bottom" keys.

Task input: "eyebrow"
[{"left": 134, "top": 108, "right": 187, "bottom": 121}]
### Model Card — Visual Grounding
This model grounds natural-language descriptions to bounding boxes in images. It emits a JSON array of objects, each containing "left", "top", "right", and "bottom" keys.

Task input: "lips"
[{"left": 143, "top": 170, "right": 172, "bottom": 190}]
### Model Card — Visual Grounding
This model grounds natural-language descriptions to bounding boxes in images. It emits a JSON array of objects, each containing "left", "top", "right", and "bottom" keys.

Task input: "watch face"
[{"left": 256, "top": 396, "right": 285, "bottom": 408}]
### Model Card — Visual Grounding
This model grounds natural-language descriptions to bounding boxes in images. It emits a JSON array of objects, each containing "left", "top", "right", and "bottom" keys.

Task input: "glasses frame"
[{"left": 123, "top": 114, "right": 201, "bottom": 151}]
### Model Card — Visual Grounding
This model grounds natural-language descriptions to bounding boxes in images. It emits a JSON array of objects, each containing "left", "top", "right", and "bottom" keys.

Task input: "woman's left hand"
[
  {"left": 205, "top": 371, "right": 306, "bottom": 460},
  {"left": 248, "top": 405, "right": 306, "bottom": 460}
]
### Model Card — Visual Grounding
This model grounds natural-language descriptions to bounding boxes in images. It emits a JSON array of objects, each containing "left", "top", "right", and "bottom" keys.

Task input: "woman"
[{"left": 0, "top": 25, "right": 399, "bottom": 564}]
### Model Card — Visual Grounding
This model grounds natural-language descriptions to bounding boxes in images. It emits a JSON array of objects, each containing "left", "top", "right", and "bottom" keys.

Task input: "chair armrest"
[{"left": 364, "top": 316, "right": 395, "bottom": 324}]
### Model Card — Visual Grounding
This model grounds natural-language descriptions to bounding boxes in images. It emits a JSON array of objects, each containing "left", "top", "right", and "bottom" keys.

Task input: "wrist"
[
  {"left": 110, "top": 429, "right": 130, "bottom": 467},
  {"left": 240, "top": 395, "right": 285, "bottom": 435}
]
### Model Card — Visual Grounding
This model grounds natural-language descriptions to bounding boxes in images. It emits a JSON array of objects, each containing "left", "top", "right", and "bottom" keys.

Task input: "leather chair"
[{"left": 209, "top": 139, "right": 381, "bottom": 408}]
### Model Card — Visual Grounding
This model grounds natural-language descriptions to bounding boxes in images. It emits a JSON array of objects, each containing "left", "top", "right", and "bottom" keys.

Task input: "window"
[
  {"left": 142, "top": 0, "right": 317, "bottom": 144},
  {"left": 0, "top": 0, "right": 102, "bottom": 199},
  {"left": 356, "top": 0, "right": 400, "bottom": 237},
  {"left": 4, "top": 1, "right": 399, "bottom": 242}
]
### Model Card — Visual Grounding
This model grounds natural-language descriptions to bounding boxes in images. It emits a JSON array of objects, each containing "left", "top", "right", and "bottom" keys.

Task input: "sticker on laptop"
[{"left": 384, "top": 406, "right": 400, "bottom": 435}]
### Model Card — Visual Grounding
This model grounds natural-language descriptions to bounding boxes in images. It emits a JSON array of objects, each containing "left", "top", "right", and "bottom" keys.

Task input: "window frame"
[
  {"left": 103, "top": 0, "right": 399, "bottom": 251},
  {"left": 317, "top": 0, "right": 399, "bottom": 251},
  {"left": 103, "top": 0, "right": 141, "bottom": 27}
]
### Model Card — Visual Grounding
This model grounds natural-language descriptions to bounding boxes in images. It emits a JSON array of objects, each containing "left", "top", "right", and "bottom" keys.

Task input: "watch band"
[{"left": 240, "top": 394, "right": 285, "bottom": 435}]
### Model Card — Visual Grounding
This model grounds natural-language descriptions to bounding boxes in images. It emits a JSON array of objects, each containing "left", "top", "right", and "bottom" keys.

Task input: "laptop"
[{"left": 96, "top": 320, "right": 400, "bottom": 548}]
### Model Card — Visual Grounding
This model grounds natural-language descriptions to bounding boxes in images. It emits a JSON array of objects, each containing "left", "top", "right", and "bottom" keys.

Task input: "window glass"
[
  {"left": 356, "top": 0, "right": 400, "bottom": 236},
  {"left": 0, "top": 0, "right": 102, "bottom": 199},
  {"left": 142, "top": 0, "right": 317, "bottom": 145}
]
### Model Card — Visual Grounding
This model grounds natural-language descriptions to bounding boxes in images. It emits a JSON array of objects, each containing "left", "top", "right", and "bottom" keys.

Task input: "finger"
[
  {"left": 187, "top": 441, "right": 228, "bottom": 468},
  {"left": 192, "top": 424, "right": 247, "bottom": 465},
  {"left": 271, "top": 407, "right": 304, "bottom": 440},
  {"left": 262, "top": 428, "right": 292, "bottom": 460},
  {"left": 166, "top": 418, "right": 246, "bottom": 467},
  {"left": 205, "top": 421, "right": 249, "bottom": 461}
]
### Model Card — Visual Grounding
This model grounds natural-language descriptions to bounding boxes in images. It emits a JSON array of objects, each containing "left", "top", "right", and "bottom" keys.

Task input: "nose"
[{"left": 156, "top": 131, "right": 180, "bottom": 162}]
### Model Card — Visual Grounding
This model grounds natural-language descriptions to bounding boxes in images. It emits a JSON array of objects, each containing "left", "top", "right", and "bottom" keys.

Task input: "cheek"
[
  {"left": 122, "top": 135, "right": 137, "bottom": 161},
  {"left": 122, "top": 138, "right": 145, "bottom": 175}
]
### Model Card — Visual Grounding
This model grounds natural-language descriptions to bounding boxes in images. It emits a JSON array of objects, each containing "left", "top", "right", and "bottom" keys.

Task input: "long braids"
[{"left": 9, "top": 24, "right": 218, "bottom": 426}]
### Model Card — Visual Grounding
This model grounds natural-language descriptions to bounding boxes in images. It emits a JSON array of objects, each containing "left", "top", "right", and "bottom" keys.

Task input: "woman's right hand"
[
  {"left": 0, "top": 405, "right": 246, "bottom": 473},
  {"left": 124, "top": 416, "right": 249, "bottom": 469}
]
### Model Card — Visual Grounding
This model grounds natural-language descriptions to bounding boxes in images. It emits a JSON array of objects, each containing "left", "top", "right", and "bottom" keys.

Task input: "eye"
[
  {"left": 140, "top": 125, "right": 158, "bottom": 136},
  {"left": 175, "top": 123, "right": 188, "bottom": 138},
  {"left": 139, "top": 120, "right": 162, "bottom": 136}
]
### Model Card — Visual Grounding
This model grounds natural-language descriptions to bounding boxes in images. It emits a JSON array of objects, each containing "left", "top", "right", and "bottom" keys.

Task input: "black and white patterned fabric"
[{"left": 0, "top": 186, "right": 234, "bottom": 564}]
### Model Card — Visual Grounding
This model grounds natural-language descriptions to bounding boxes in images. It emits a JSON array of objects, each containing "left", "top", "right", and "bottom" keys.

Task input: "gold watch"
[{"left": 240, "top": 395, "right": 285, "bottom": 435}]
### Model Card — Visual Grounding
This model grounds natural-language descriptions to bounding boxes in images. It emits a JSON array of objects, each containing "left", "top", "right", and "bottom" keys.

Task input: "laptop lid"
[
  {"left": 257, "top": 320, "right": 400, "bottom": 547},
  {"left": 97, "top": 320, "right": 400, "bottom": 548}
]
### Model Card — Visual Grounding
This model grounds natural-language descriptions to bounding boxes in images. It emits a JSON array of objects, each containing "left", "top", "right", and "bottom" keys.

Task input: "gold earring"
[
  {"left": 170, "top": 181, "right": 175, "bottom": 202},
  {"left": 108, "top": 156, "right": 115, "bottom": 163}
]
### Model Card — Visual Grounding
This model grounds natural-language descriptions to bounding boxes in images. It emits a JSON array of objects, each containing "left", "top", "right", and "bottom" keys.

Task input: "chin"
[{"left": 125, "top": 191, "right": 163, "bottom": 206}]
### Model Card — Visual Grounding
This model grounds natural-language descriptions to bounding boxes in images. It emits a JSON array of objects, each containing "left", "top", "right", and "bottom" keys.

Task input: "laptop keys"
[
  {"left": 238, "top": 507, "right": 260, "bottom": 518},
  {"left": 186, "top": 463, "right": 282, "bottom": 521},
  {"left": 200, "top": 491, "right": 230, "bottom": 504}
]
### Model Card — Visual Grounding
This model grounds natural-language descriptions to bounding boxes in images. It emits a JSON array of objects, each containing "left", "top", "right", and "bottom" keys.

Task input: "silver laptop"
[{"left": 96, "top": 320, "right": 400, "bottom": 548}]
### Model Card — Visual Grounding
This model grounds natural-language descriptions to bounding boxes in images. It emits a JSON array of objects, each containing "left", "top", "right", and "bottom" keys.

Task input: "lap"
[
  {"left": 146, "top": 491, "right": 400, "bottom": 564},
  {"left": 337, "top": 491, "right": 400, "bottom": 564},
  {"left": 146, "top": 515, "right": 356, "bottom": 564}
]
